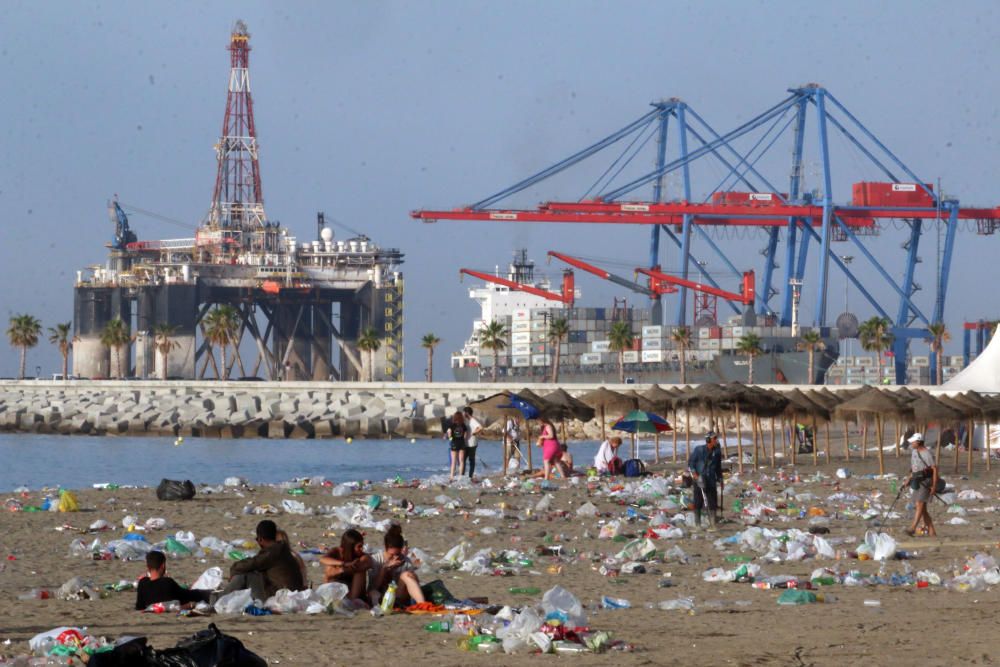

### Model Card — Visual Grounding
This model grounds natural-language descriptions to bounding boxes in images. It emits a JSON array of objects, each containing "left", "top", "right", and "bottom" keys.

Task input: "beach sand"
[{"left": 1, "top": 447, "right": 999, "bottom": 666}]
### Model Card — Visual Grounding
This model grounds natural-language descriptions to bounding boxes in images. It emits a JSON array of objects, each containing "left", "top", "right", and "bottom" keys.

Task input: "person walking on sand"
[
  {"left": 687, "top": 431, "right": 723, "bottom": 531},
  {"left": 462, "top": 406, "right": 483, "bottom": 480},
  {"left": 446, "top": 411, "right": 467, "bottom": 480},
  {"left": 905, "top": 433, "right": 938, "bottom": 537},
  {"left": 537, "top": 417, "right": 567, "bottom": 480}
]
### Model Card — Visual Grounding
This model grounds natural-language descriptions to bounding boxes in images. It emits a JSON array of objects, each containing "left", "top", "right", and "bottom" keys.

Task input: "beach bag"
[
  {"left": 157, "top": 479, "right": 196, "bottom": 501},
  {"left": 935, "top": 477, "right": 947, "bottom": 494},
  {"left": 623, "top": 459, "right": 645, "bottom": 478}
]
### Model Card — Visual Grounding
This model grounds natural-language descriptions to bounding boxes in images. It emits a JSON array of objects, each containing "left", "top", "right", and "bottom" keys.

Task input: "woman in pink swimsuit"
[{"left": 537, "top": 418, "right": 568, "bottom": 480}]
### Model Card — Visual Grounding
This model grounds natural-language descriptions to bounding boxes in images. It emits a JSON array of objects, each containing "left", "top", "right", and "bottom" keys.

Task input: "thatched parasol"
[
  {"left": 576, "top": 387, "right": 637, "bottom": 440},
  {"left": 641, "top": 385, "right": 679, "bottom": 462}
]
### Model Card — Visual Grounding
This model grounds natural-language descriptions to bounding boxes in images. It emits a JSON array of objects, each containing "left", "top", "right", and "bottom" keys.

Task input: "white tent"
[{"left": 941, "top": 328, "right": 1000, "bottom": 393}]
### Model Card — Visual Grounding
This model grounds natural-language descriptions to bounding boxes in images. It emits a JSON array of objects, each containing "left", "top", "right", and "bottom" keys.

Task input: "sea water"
[{"left": 0, "top": 434, "right": 677, "bottom": 492}]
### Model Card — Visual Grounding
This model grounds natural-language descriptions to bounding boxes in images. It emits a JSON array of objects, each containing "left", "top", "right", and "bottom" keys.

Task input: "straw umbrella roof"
[
  {"left": 640, "top": 385, "right": 676, "bottom": 415},
  {"left": 672, "top": 383, "right": 743, "bottom": 412},
  {"left": 906, "top": 391, "right": 967, "bottom": 423},
  {"left": 834, "top": 386, "right": 914, "bottom": 420},
  {"left": 543, "top": 388, "right": 596, "bottom": 422},
  {"left": 783, "top": 388, "right": 832, "bottom": 421},
  {"left": 576, "top": 387, "right": 636, "bottom": 413}
]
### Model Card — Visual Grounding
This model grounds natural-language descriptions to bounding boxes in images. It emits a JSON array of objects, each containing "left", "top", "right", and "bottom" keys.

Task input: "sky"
[{"left": 2, "top": 0, "right": 999, "bottom": 379}]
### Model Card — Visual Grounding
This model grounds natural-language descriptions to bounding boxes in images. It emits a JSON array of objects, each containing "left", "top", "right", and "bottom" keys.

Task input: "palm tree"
[
  {"left": 152, "top": 323, "right": 181, "bottom": 380},
  {"left": 357, "top": 326, "right": 381, "bottom": 382},
  {"left": 608, "top": 321, "right": 634, "bottom": 384},
  {"left": 927, "top": 322, "right": 951, "bottom": 385},
  {"left": 670, "top": 326, "right": 693, "bottom": 384},
  {"left": 859, "top": 316, "right": 894, "bottom": 383},
  {"left": 202, "top": 306, "right": 241, "bottom": 379},
  {"left": 478, "top": 319, "right": 508, "bottom": 382},
  {"left": 7, "top": 314, "right": 42, "bottom": 379},
  {"left": 421, "top": 333, "right": 441, "bottom": 382},
  {"left": 547, "top": 317, "right": 570, "bottom": 383},
  {"left": 736, "top": 332, "right": 763, "bottom": 383},
  {"left": 47, "top": 322, "right": 73, "bottom": 380},
  {"left": 797, "top": 330, "right": 826, "bottom": 384},
  {"left": 99, "top": 317, "right": 131, "bottom": 378}
]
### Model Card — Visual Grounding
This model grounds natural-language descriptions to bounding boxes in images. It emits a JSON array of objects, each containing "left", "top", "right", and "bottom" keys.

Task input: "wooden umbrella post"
[
  {"left": 876, "top": 414, "right": 885, "bottom": 476},
  {"left": 893, "top": 420, "right": 900, "bottom": 459},
  {"left": 685, "top": 410, "right": 691, "bottom": 459},
  {"left": 769, "top": 417, "right": 777, "bottom": 468},
  {"left": 526, "top": 419, "right": 533, "bottom": 473},
  {"left": 721, "top": 418, "right": 731, "bottom": 466},
  {"left": 655, "top": 433, "right": 661, "bottom": 464},
  {"left": 934, "top": 422, "right": 944, "bottom": 466},
  {"left": 861, "top": 419, "right": 868, "bottom": 460},
  {"left": 735, "top": 404, "right": 744, "bottom": 474},
  {"left": 788, "top": 419, "right": 797, "bottom": 466},
  {"left": 752, "top": 414, "right": 760, "bottom": 470},
  {"left": 843, "top": 420, "right": 850, "bottom": 462},
  {"left": 987, "top": 421, "right": 992, "bottom": 472},
  {"left": 600, "top": 405, "right": 607, "bottom": 441},
  {"left": 968, "top": 418, "right": 974, "bottom": 474},
  {"left": 954, "top": 420, "right": 963, "bottom": 474},
  {"left": 672, "top": 409, "right": 678, "bottom": 464},
  {"left": 812, "top": 415, "right": 819, "bottom": 467},
  {"left": 824, "top": 422, "right": 831, "bottom": 464}
]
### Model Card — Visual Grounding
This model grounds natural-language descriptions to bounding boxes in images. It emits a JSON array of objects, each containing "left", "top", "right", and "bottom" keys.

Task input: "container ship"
[{"left": 452, "top": 251, "right": 840, "bottom": 384}]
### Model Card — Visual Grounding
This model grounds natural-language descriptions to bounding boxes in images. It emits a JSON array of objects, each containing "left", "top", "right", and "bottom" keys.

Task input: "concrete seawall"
[{"left": 0, "top": 380, "right": 863, "bottom": 440}]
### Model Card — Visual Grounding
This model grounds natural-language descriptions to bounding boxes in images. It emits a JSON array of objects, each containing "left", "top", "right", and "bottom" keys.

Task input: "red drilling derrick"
[{"left": 204, "top": 20, "right": 266, "bottom": 250}]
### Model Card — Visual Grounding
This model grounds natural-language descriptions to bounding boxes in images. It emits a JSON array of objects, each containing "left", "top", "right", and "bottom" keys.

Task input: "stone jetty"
[{"left": 0, "top": 380, "right": 628, "bottom": 440}]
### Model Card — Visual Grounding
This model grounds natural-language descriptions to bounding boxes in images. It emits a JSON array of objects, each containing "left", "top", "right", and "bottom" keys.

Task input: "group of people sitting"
[{"left": 134, "top": 519, "right": 423, "bottom": 612}]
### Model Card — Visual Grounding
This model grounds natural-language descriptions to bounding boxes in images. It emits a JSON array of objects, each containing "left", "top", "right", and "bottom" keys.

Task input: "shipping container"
[
  {"left": 731, "top": 326, "right": 744, "bottom": 338},
  {"left": 622, "top": 350, "right": 640, "bottom": 364},
  {"left": 641, "top": 350, "right": 663, "bottom": 363},
  {"left": 580, "top": 352, "right": 602, "bottom": 365},
  {"left": 512, "top": 321, "right": 530, "bottom": 333},
  {"left": 643, "top": 338, "right": 663, "bottom": 350},
  {"left": 512, "top": 332, "right": 530, "bottom": 344},
  {"left": 592, "top": 340, "right": 611, "bottom": 352},
  {"left": 709, "top": 326, "right": 723, "bottom": 339},
  {"left": 511, "top": 356, "right": 531, "bottom": 368},
  {"left": 698, "top": 327, "right": 711, "bottom": 339},
  {"left": 642, "top": 325, "right": 662, "bottom": 339},
  {"left": 531, "top": 354, "right": 551, "bottom": 366},
  {"left": 512, "top": 344, "right": 531, "bottom": 355},
  {"left": 530, "top": 320, "right": 549, "bottom": 331},
  {"left": 706, "top": 340, "right": 721, "bottom": 350},
  {"left": 911, "top": 356, "right": 930, "bottom": 367}
]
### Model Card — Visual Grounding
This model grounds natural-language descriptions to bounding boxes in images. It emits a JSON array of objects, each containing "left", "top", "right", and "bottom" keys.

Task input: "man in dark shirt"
[
  {"left": 134, "top": 550, "right": 211, "bottom": 610},
  {"left": 220, "top": 520, "right": 305, "bottom": 602},
  {"left": 687, "top": 431, "right": 724, "bottom": 531}
]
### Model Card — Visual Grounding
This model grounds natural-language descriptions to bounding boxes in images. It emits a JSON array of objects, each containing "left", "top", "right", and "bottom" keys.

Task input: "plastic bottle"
[
  {"left": 508, "top": 587, "right": 541, "bottom": 595},
  {"left": 725, "top": 554, "right": 753, "bottom": 563},
  {"left": 600, "top": 595, "right": 631, "bottom": 609},
  {"left": 18, "top": 588, "right": 52, "bottom": 600},
  {"left": 380, "top": 582, "right": 397, "bottom": 613},
  {"left": 287, "top": 488, "right": 306, "bottom": 496},
  {"left": 423, "top": 621, "right": 451, "bottom": 632}
]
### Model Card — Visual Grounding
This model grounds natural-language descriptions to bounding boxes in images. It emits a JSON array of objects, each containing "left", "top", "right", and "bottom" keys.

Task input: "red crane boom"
[
  {"left": 635, "top": 267, "right": 755, "bottom": 304},
  {"left": 459, "top": 268, "right": 575, "bottom": 306}
]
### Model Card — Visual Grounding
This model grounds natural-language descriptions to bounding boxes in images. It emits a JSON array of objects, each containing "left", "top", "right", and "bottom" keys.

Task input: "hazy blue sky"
[{"left": 2, "top": 1, "right": 998, "bottom": 378}]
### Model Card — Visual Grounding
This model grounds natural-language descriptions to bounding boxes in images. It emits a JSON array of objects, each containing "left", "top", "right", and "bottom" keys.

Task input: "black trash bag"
[
  {"left": 87, "top": 637, "right": 155, "bottom": 666},
  {"left": 153, "top": 624, "right": 266, "bottom": 667},
  {"left": 157, "top": 479, "right": 196, "bottom": 501}
]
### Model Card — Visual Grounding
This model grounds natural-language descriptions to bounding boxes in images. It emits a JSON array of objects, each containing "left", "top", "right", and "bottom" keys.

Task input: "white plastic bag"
[
  {"left": 282, "top": 499, "right": 312, "bottom": 515},
  {"left": 598, "top": 520, "right": 622, "bottom": 540},
  {"left": 498, "top": 607, "right": 543, "bottom": 654},
  {"left": 192, "top": 567, "right": 223, "bottom": 592},
  {"left": 813, "top": 536, "right": 835, "bottom": 559},
  {"left": 214, "top": 588, "right": 253, "bottom": 615},
  {"left": 864, "top": 530, "right": 897, "bottom": 561}
]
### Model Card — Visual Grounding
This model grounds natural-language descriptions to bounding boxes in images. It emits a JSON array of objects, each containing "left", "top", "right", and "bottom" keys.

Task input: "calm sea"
[{"left": 0, "top": 434, "right": 678, "bottom": 492}]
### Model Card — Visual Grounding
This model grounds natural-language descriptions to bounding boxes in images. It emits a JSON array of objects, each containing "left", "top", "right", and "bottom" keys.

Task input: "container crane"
[
  {"left": 459, "top": 268, "right": 575, "bottom": 306},
  {"left": 546, "top": 250, "right": 668, "bottom": 321}
]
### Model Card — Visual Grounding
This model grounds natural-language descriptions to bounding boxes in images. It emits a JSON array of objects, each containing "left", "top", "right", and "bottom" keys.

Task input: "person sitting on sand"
[
  {"left": 368, "top": 524, "right": 426, "bottom": 609},
  {"left": 320, "top": 528, "right": 372, "bottom": 604},
  {"left": 594, "top": 436, "right": 624, "bottom": 474},
  {"left": 220, "top": 520, "right": 305, "bottom": 602},
  {"left": 276, "top": 529, "right": 309, "bottom": 589},
  {"left": 559, "top": 444, "right": 574, "bottom": 473},
  {"left": 135, "top": 550, "right": 211, "bottom": 610}
]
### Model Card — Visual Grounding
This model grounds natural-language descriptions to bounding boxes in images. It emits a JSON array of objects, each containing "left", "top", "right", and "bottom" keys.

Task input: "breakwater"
[{"left": 0, "top": 380, "right": 623, "bottom": 439}]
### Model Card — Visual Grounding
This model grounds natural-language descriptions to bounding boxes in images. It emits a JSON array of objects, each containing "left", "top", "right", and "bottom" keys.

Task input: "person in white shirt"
[
  {"left": 368, "top": 524, "right": 425, "bottom": 608},
  {"left": 594, "top": 436, "right": 624, "bottom": 474},
  {"left": 462, "top": 406, "right": 484, "bottom": 480},
  {"left": 503, "top": 417, "right": 521, "bottom": 474}
]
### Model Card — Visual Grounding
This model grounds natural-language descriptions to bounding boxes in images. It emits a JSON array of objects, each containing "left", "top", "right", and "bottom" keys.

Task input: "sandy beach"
[{"left": 1, "top": 443, "right": 999, "bottom": 666}]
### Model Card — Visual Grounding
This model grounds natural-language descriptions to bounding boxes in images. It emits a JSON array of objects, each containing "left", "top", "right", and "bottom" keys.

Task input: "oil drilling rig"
[{"left": 73, "top": 21, "right": 404, "bottom": 382}]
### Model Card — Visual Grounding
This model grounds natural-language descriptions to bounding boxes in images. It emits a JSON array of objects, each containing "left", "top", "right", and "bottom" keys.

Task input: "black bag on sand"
[
  {"left": 157, "top": 479, "right": 196, "bottom": 501},
  {"left": 86, "top": 637, "right": 152, "bottom": 666},
  {"left": 156, "top": 623, "right": 266, "bottom": 667}
]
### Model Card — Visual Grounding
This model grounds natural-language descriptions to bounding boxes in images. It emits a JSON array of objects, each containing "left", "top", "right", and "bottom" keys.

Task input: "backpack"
[
  {"left": 156, "top": 479, "right": 196, "bottom": 501},
  {"left": 623, "top": 459, "right": 645, "bottom": 478}
]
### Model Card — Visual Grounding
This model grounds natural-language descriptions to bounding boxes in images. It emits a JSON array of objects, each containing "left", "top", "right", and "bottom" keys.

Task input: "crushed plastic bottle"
[{"left": 600, "top": 595, "right": 631, "bottom": 609}]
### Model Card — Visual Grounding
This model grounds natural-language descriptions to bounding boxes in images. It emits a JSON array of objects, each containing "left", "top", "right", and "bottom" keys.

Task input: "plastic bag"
[
  {"left": 214, "top": 588, "right": 253, "bottom": 615},
  {"left": 657, "top": 596, "right": 695, "bottom": 611},
  {"left": 541, "top": 586, "right": 586, "bottom": 626},
  {"left": 192, "top": 567, "right": 224, "bottom": 592},
  {"left": 265, "top": 589, "right": 314, "bottom": 614},
  {"left": 156, "top": 479, "right": 196, "bottom": 501},
  {"left": 777, "top": 589, "right": 817, "bottom": 605},
  {"left": 497, "top": 607, "right": 543, "bottom": 654},
  {"left": 813, "top": 536, "right": 835, "bottom": 559},
  {"left": 616, "top": 538, "right": 657, "bottom": 561},
  {"left": 864, "top": 530, "right": 897, "bottom": 561},
  {"left": 576, "top": 501, "right": 598, "bottom": 517},
  {"left": 282, "top": 499, "right": 312, "bottom": 515},
  {"left": 58, "top": 490, "right": 79, "bottom": 512},
  {"left": 440, "top": 542, "right": 468, "bottom": 568},
  {"left": 598, "top": 520, "right": 622, "bottom": 540}
]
